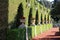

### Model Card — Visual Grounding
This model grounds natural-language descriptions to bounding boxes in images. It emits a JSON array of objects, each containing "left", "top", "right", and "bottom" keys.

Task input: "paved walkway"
[{"left": 32, "top": 27, "right": 60, "bottom": 40}]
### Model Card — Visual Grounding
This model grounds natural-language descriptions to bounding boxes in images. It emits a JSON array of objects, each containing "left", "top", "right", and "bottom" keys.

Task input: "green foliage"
[
  {"left": 8, "top": 0, "right": 52, "bottom": 40},
  {"left": 50, "top": 2, "right": 60, "bottom": 20},
  {"left": 50, "top": 2, "right": 60, "bottom": 22},
  {"left": 8, "top": 0, "right": 51, "bottom": 26},
  {"left": 7, "top": 24, "right": 52, "bottom": 40},
  {"left": 7, "top": 28, "right": 26, "bottom": 40},
  {"left": 51, "top": 2, "right": 60, "bottom": 15},
  {"left": 54, "top": 2, "right": 60, "bottom": 15}
]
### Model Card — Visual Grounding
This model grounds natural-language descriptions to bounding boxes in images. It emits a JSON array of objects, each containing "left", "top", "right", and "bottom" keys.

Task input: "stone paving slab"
[{"left": 32, "top": 27, "right": 60, "bottom": 40}]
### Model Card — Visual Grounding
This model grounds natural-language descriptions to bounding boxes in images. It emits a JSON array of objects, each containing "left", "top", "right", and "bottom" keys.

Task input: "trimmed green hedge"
[
  {"left": 8, "top": 0, "right": 51, "bottom": 26},
  {"left": 7, "top": 24, "right": 52, "bottom": 40},
  {"left": 7, "top": 28, "right": 26, "bottom": 40}
]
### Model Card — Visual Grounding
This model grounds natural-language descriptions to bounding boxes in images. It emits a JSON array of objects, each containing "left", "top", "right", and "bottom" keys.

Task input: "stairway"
[{"left": 32, "top": 27, "right": 60, "bottom": 40}]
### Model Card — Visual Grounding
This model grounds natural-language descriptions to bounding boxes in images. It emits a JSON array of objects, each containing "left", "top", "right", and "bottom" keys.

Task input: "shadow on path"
[{"left": 32, "top": 27, "right": 60, "bottom": 40}]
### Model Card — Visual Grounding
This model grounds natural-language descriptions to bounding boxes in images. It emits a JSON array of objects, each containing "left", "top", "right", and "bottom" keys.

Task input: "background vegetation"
[
  {"left": 8, "top": 0, "right": 51, "bottom": 27},
  {"left": 7, "top": 0, "right": 53, "bottom": 40}
]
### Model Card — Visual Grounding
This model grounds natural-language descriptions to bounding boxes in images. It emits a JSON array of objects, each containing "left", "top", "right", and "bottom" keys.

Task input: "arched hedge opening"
[
  {"left": 28, "top": 8, "right": 32, "bottom": 26},
  {"left": 44, "top": 15, "right": 46, "bottom": 24},
  {"left": 47, "top": 15, "right": 49, "bottom": 23},
  {"left": 35, "top": 10, "right": 38, "bottom": 25},
  {"left": 41, "top": 14, "right": 43, "bottom": 24},
  {"left": 11, "top": 3, "right": 24, "bottom": 28}
]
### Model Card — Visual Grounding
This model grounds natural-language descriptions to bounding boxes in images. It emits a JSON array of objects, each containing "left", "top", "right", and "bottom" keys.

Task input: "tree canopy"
[{"left": 50, "top": 2, "right": 60, "bottom": 22}]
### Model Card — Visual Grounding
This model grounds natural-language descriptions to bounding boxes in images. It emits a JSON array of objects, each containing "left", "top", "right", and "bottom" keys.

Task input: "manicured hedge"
[
  {"left": 7, "top": 0, "right": 52, "bottom": 40},
  {"left": 7, "top": 24, "right": 52, "bottom": 40},
  {"left": 7, "top": 28, "right": 26, "bottom": 40}
]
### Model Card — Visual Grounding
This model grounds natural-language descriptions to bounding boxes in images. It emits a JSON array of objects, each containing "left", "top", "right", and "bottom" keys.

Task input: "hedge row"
[
  {"left": 8, "top": 0, "right": 51, "bottom": 26},
  {"left": 7, "top": 24, "right": 52, "bottom": 40}
]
